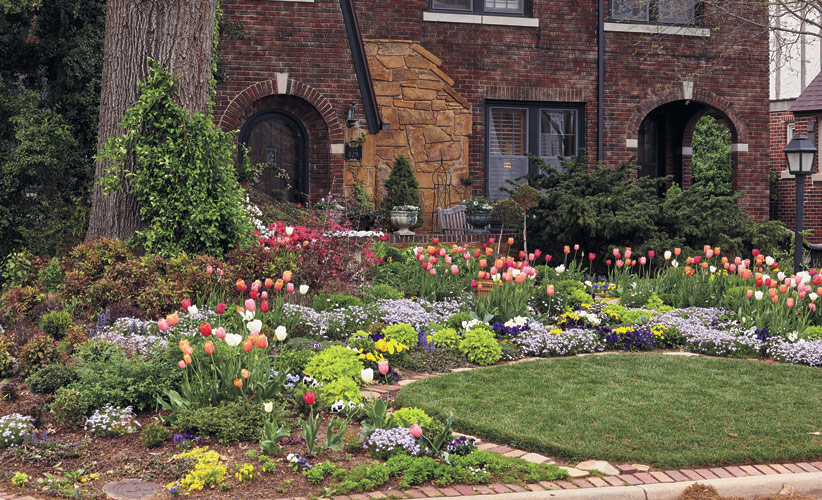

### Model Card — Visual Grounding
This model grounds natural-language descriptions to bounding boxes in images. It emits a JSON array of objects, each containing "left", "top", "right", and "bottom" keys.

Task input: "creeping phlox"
[{"left": 0, "top": 414, "right": 34, "bottom": 448}]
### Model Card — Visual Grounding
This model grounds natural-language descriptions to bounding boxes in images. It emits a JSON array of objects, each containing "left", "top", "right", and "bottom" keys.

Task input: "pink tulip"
[
  {"left": 182, "top": 299, "right": 192, "bottom": 310},
  {"left": 245, "top": 298, "right": 256, "bottom": 313},
  {"left": 534, "top": 249, "right": 542, "bottom": 258},
  {"left": 612, "top": 248, "right": 621, "bottom": 258},
  {"left": 430, "top": 256, "right": 438, "bottom": 265},
  {"left": 490, "top": 266, "right": 498, "bottom": 275},
  {"left": 261, "top": 291, "right": 268, "bottom": 300},
  {"left": 746, "top": 289, "right": 753, "bottom": 299},
  {"left": 812, "top": 268, "right": 819, "bottom": 277},
  {"left": 473, "top": 250, "right": 481, "bottom": 259},
  {"left": 616, "top": 260, "right": 624, "bottom": 268},
  {"left": 693, "top": 256, "right": 701, "bottom": 264},
  {"left": 706, "top": 249, "right": 714, "bottom": 259},
  {"left": 504, "top": 273, "right": 513, "bottom": 282},
  {"left": 378, "top": 361, "right": 389, "bottom": 375},
  {"left": 287, "top": 283, "right": 295, "bottom": 293},
  {"left": 470, "top": 279, "right": 478, "bottom": 288},
  {"left": 445, "top": 256, "right": 452, "bottom": 265},
  {"left": 529, "top": 253, "right": 535, "bottom": 261},
  {"left": 729, "top": 264, "right": 736, "bottom": 273},
  {"left": 574, "top": 244, "right": 580, "bottom": 251},
  {"left": 463, "top": 252, "right": 470, "bottom": 260},
  {"left": 811, "top": 303, "right": 817, "bottom": 312},
  {"left": 215, "top": 327, "right": 226, "bottom": 340},
  {"left": 429, "top": 268, "right": 436, "bottom": 276},
  {"left": 625, "top": 249, "right": 632, "bottom": 259},
  {"left": 450, "top": 265, "right": 459, "bottom": 275},
  {"left": 178, "top": 360, "right": 187, "bottom": 370},
  {"left": 409, "top": 424, "right": 423, "bottom": 438},
  {"left": 439, "top": 248, "right": 446, "bottom": 257},
  {"left": 250, "top": 289, "right": 259, "bottom": 300},
  {"left": 217, "top": 303, "right": 226, "bottom": 315},
  {"left": 606, "top": 259, "right": 612, "bottom": 266},
  {"left": 417, "top": 253, "right": 425, "bottom": 262},
  {"left": 519, "top": 251, "right": 526, "bottom": 260},
  {"left": 158, "top": 319, "right": 169, "bottom": 332},
  {"left": 206, "top": 265, "right": 213, "bottom": 274},
  {"left": 589, "top": 253, "right": 597, "bottom": 261},
  {"left": 639, "top": 257, "right": 647, "bottom": 265}
]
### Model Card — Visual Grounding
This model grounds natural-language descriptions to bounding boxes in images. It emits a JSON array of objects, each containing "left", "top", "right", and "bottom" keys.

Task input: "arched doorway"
[
  {"left": 637, "top": 100, "right": 737, "bottom": 191},
  {"left": 240, "top": 110, "right": 308, "bottom": 203}
]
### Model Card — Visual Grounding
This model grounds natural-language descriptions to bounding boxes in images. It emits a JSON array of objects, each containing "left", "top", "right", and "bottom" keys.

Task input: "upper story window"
[
  {"left": 611, "top": 0, "right": 699, "bottom": 25},
  {"left": 431, "top": 0, "right": 526, "bottom": 16}
]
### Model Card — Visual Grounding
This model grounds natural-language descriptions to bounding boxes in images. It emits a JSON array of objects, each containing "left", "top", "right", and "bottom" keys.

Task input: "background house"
[{"left": 215, "top": 0, "right": 770, "bottom": 232}]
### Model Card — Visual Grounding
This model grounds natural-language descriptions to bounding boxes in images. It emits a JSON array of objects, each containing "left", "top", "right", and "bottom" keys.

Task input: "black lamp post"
[{"left": 784, "top": 134, "right": 818, "bottom": 273}]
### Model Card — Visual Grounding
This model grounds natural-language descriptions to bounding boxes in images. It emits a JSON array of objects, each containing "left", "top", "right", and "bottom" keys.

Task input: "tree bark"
[{"left": 85, "top": 0, "right": 218, "bottom": 242}]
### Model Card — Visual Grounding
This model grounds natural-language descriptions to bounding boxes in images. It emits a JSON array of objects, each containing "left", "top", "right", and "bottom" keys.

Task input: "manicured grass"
[{"left": 396, "top": 353, "right": 822, "bottom": 468}]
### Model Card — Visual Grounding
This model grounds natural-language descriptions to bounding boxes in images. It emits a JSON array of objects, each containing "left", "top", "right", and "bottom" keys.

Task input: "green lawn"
[{"left": 396, "top": 353, "right": 822, "bottom": 468}]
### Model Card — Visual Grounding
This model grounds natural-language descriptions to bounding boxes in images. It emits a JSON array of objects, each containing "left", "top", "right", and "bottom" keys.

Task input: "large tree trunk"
[{"left": 85, "top": 0, "right": 218, "bottom": 242}]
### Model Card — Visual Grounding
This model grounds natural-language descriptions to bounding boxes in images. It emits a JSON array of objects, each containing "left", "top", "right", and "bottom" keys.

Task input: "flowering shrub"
[
  {"left": 0, "top": 413, "right": 34, "bottom": 448},
  {"left": 363, "top": 427, "right": 422, "bottom": 459},
  {"left": 84, "top": 404, "right": 140, "bottom": 437}
]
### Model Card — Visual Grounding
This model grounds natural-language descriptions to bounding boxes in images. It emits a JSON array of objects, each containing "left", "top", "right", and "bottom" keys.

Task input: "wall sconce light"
[{"left": 347, "top": 102, "right": 357, "bottom": 127}]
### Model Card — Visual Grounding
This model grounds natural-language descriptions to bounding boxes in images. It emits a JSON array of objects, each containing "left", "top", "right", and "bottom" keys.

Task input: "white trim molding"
[
  {"left": 423, "top": 11, "right": 539, "bottom": 27},
  {"left": 276, "top": 73, "right": 289, "bottom": 95},
  {"left": 604, "top": 22, "right": 710, "bottom": 37},
  {"left": 731, "top": 143, "right": 749, "bottom": 152},
  {"left": 681, "top": 147, "right": 693, "bottom": 156},
  {"left": 626, "top": 138, "right": 638, "bottom": 148},
  {"left": 330, "top": 144, "right": 345, "bottom": 154}
]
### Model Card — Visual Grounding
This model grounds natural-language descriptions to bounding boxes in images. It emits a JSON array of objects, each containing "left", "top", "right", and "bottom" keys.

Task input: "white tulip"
[
  {"left": 664, "top": 250, "right": 672, "bottom": 260},
  {"left": 778, "top": 271, "right": 786, "bottom": 282},
  {"left": 299, "top": 284, "right": 309, "bottom": 295},
  {"left": 264, "top": 402, "right": 274, "bottom": 413},
  {"left": 491, "top": 273, "right": 501, "bottom": 282},
  {"left": 241, "top": 310, "right": 255, "bottom": 322},
  {"left": 811, "top": 293, "right": 818, "bottom": 302},
  {"left": 755, "top": 291, "right": 764, "bottom": 301},
  {"left": 247, "top": 319, "right": 263, "bottom": 333},
  {"left": 766, "top": 256, "right": 775, "bottom": 266},
  {"left": 285, "top": 226, "right": 294, "bottom": 236},
  {"left": 187, "top": 305, "right": 199, "bottom": 316},
  {"left": 361, "top": 368, "right": 374, "bottom": 384},
  {"left": 709, "top": 266, "right": 717, "bottom": 273},
  {"left": 225, "top": 333, "right": 242, "bottom": 347},
  {"left": 671, "top": 260, "right": 679, "bottom": 268},
  {"left": 274, "top": 325, "right": 288, "bottom": 342},
  {"left": 556, "top": 264, "right": 565, "bottom": 273}
]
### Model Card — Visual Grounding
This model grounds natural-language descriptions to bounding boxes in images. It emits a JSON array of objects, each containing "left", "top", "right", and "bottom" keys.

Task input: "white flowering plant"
[
  {"left": 84, "top": 405, "right": 140, "bottom": 438},
  {"left": 0, "top": 413, "right": 34, "bottom": 448}
]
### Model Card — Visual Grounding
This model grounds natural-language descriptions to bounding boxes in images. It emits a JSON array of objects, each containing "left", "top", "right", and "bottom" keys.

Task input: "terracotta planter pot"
[{"left": 476, "top": 279, "right": 502, "bottom": 298}]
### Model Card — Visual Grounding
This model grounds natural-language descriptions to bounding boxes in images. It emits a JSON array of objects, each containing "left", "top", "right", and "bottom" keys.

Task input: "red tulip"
[
  {"left": 752, "top": 249, "right": 760, "bottom": 257},
  {"left": 182, "top": 299, "right": 192, "bottom": 310},
  {"left": 814, "top": 276, "right": 822, "bottom": 286},
  {"left": 519, "top": 251, "right": 526, "bottom": 260},
  {"left": 433, "top": 237, "right": 440, "bottom": 245},
  {"left": 471, "top": 279, "right": 478, "bottom": 289},
  {"left": 199, "top": 322, "right": 212, "bottom": 337},
  {"left": 648, "top": 251, "right": 655, "bottom": 259},
  {"left": 261, "top": 300, "right": 269, "bottom": 313},
  {"left": 588, "top": 253, "right": 596, "bottom": 261},
  {"left": 811, "top": 268, "right": 818, "bottom": 277},
  {"left": 250, "top": 289, "right": 259, "bottom": 300},
  {"left": 693, "top": 256, "right": 701, "bottom": 264},
  {"left": 204, "top": 341, "right": 215, "bottom": 355},
  {"left": 380, "top": 235, "right": 388, "bottom": 241},
  {"left": 304, "top": 391, "right": 316, "bottom": 405},
  {"left": 473, "top": 250, "right": 481, "bottom": 259},
  {"left": 545, "top": 255, "right": 552, "bottom": 262},
  {"left": 534, "top": 249, "right": 541, "bottom": 258},
  {"left": 216, "top": 303, "right": 226, "bottom": 315},
  {"left": 409, "top": 424, "right": 423, "bottom": 438},
  {"left": 606, "top": 259, "right": 612, "bottom": 266}
]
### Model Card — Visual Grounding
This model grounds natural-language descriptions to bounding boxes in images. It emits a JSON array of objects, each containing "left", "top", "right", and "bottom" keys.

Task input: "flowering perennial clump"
[
  {"left": 168, "top": 447, "right": 226, "bottom": 492},
  {"left": 84, "top": 405, "right": 140, "bottom": 437},
  {"left": 0, "top": 413, "right": 34, "bottom": 448},
  {"left": 363, "top": 427, "right": 422, "bottom": 459}
]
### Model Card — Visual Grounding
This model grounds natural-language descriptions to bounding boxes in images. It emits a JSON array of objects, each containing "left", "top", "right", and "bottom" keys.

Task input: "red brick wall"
[
  {"left": 770, "top": 109, "right": 822, "bottom": 242},
  {"left": 216, "top": 0, "right": 770, "bottom": 221}
]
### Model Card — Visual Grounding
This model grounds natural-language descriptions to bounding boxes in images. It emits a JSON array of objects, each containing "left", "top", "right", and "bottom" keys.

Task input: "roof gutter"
[{"left": 339, "top": 0, "right": 384, "bottom": 134}]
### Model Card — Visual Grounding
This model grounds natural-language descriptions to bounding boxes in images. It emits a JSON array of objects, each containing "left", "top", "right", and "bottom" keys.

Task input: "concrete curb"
[{"left": 443, "top": 472, "right": 822, "bottom": 500}]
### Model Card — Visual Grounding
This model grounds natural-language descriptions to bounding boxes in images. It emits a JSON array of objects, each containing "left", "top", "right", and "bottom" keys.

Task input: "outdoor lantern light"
[
  {"left": 784, "top": 134, "right": 818, "bottom": 273},
  {"left": 347, "top": 102, "right": 357, "bottom": 127}
]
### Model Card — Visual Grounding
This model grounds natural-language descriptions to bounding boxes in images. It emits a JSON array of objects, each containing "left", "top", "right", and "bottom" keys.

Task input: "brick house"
[{"left": 215, "top": 0, "right": 770, "bottom": 231}]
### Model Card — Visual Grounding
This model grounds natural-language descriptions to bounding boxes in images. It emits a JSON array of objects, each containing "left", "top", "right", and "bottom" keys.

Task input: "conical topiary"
[{"left": 381, "top": 154, "right": 420, "bottom": 212}]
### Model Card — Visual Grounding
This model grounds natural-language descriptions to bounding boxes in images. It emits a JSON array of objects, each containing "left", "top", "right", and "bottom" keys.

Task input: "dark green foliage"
[
  {"left": 38, "top": 257, "right": 65, "bottom": 292},
  {"left": 363, "top": 284, "right": 404, "bottom": 302},
  {"left": 75, "top": 339, "right": 123, "bottom": 364},
  {"left": 141, "top": 423, "right": 170, "bottom": 449},
  {"left": 313, "top": 293, "right": 364, "bottom": 312},
  {"left": 0, "top": 0, "right": 105, "bottom": 262},
  {"left": 173, "top": 400, "right": 264, "bottom": 444},
  {"left": 691, "top": 116, "right": 732, "bottom": 196},
  {"left": 277, "top": 348, "right": 317, "bottom": 375},
  {"left": 39, "top": 310, "right": 73, "bottom": 339},
  {"left": 50, "top": 387, "right": 88, "bottom": 427},
  {"left": 25, "top": 364, "right": 78, "bottom": 394},
  {"left": 380, "top": 155, "right": 420, "bottom": 211},
  {"left": 98, "top": 59, "right": 250, "bottom": 257},
  {"left": 72, "top": 350, "right": 177, "bottom": 412}
]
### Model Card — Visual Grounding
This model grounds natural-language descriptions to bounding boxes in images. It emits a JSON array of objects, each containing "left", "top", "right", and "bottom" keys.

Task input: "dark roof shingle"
[{"left": 791, "top": 71, "right": 822, "bottom": 113}]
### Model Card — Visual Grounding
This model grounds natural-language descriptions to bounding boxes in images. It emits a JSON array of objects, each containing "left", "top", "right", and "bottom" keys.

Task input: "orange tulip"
[
  {"left": 684, "top": 266, "right": 695, "bottom": 276},
  {"left": 546, "top": 284, "right": 555, "bottom": 296},
  {"left": 243, "top": 339, "right": 254, "bottom": 353},
  {"left": 701, "top": 262, "right": 708, "bottom": 270},
  {"left": 509, "top": 238, "right": 515, "bottom": 246},
  {"left": 241, "top": 368, "right": 250, "bottom": 380},
  {"left": 485, "top": 247, "right": 493, "bottom": 256},
  {"left": 674, "top": 248, "right": 681, "bottom": 256},
  {"left": 769, "top": 288, "right": 777, "bottom": 298},
  {"left": 283, "top": 270, "right": 292, "bottom": 283},
  {"left": 495, "top": 259, "right": 503, "bottom": 269},
  {"left": 183, "top": 354, "right": 192, "bottom": 365},
  {"left": 479, "top": 259, "right": 487, "bottom": 268},
  {"left": 234, "top": 378, "right": 243, "bottom": 388},
  {"left": 183, "top": 345, "right": 193, "bottom": 356},
  {"left": 178, "top": 360, "right": 186, "bottom": 370},
  {"left": 274, "top": 279, "right": 284, "bottom": 291},
  {"left": 256, "top": 334, "right": 268, "bottom": 349},
  {"left": 714, "top": 247, "right": 720, "bottom": 256},
  {"left": 204, "top": 341, "right": 214, "bottom": 355},
  {"left": 779, "top": 284, "right": 788, "bottom": 294},
  {"left": 265, "top": 278, "right": 273, "bottom": 288},
  {"left": 166, "top": 313, "right": 180, "bottom": 327},
  {"left": 563, "top": 245, "right": 570, "bottom": 254},
  {"left": 786, "top": 298, "right": 795, "bottom": 308}
]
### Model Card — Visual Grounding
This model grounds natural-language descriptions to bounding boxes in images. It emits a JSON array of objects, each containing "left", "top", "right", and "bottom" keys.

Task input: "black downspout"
[
  {"left": 340, "top": 0, "right": 384, "bottom": 134},
  {"left": 598, "top": 0, "right": 604, "bottom": 162}
]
